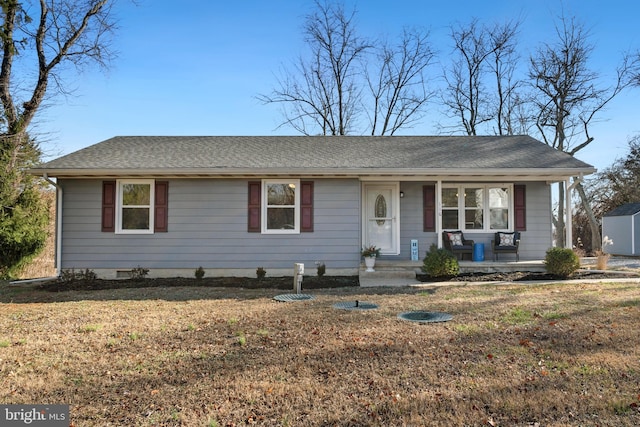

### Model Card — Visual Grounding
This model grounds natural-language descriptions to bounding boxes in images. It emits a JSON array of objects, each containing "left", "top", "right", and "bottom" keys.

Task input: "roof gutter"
[
  {"left": 29, "top": 166, "right": 597, "bottom": 179},
  {"left": 43, "top": 173, "right": 62, "bottom": 276}
]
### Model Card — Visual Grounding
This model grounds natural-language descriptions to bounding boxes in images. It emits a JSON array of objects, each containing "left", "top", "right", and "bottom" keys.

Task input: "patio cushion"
[
  {"left": 443, "top": 230, "right": 474, "bottom": 261},
  {"left": 498, "top": 232, "right": 515, "bottom": 246},
  {"left": 492, "top": 231, "right": 520, "bottom": 262},
  {"left": 447, "top": 232, "right": 464, "bottom": 246}
]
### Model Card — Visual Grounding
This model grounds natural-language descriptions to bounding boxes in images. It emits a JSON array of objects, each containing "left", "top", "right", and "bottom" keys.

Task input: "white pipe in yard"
[{"left": 293, "top": 263, "right": 304, "bottom": 294}]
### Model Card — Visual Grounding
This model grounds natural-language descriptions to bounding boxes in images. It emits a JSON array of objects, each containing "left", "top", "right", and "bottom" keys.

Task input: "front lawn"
[{"left": 1, "top": 281, "right": 639, "bottom": 426}]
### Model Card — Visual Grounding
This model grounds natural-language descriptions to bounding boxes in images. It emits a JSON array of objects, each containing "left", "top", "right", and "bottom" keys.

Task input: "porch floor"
[{"left": 359, "top": 259, "right": 545, "bottom": 287}]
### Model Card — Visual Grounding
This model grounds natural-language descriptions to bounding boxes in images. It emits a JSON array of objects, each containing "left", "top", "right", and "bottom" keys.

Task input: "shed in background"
[{"left": 602, "top": 203, "right": 640, "bottom": 256}]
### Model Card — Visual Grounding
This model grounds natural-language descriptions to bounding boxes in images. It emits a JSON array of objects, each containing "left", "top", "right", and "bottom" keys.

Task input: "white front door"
[{"left": 363, "top": 184, "right": 400, "bottom": 255}]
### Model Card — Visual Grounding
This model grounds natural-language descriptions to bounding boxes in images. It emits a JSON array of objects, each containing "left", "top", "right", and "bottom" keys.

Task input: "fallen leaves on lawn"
[{"left": 0, "top": 282, "right": 639, "bottom": 426}]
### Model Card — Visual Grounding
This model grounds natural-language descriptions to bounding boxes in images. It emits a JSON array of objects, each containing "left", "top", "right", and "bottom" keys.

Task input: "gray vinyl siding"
[
  {"left": 515, "top": 182, "right": 552, "bottom": 260},
  {"left": 396, "top": 182, "right": 438, "bottom": 260},
  {"left": 58, "top": 178, "right": 361, "bottom": 271},
  {"left": 602, "top": 215, "right": 637, "bottom": 256},
  {"left": 58, "top": 177, "right": 553, "bottom": 275},
  {"left": 394, "top": 181, "right": 552, "bottom": 261}
]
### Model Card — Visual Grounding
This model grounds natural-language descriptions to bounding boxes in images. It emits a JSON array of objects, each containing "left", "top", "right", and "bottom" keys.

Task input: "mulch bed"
[
  {"left": 38, "top": 270, "right": 640, "bottom": 292},
  {"left": 40, "top": 275, "right": 360, "bottom": 292},
  {"left": 417, "top": 270, "right": 640, "bottom": 282}
]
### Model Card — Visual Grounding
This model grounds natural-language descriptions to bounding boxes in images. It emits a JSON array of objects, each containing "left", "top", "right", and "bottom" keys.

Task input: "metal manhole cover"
[
  {"left": 333, "top": 301, "right": 378, "bottom": 310},
  {"left": 273, "top": 294, "right": 315, "bottom": 302},
  {"left": 397, "top": 311, "right": 453, "bottom": 323}
]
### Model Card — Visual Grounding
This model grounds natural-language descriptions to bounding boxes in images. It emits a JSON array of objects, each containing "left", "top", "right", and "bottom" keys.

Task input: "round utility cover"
[
  {"left": 333, "top": 301, "right": 378, "bottom": 310},
  {"left": 397, "top": 311, "right": 453, "bottom": 323}
]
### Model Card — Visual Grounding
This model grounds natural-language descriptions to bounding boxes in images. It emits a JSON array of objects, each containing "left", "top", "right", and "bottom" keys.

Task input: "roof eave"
[{"left": 30, "top": 166, "right": 596, "bottom": 179}]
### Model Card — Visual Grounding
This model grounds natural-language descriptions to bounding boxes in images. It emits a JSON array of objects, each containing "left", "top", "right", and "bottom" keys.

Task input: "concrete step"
[
  {"left": 458, "top": 260, "right": 546, "bottom": 273},
  {"left": 359, "top": 260, "right": 422, "bottom": 287},
  {"left": 360, "top": 260, "right": 421, "bottom": 274}
]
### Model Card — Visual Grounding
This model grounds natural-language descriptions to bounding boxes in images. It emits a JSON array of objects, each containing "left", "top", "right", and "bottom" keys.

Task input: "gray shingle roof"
[
  {"left": 31, "top": 135, "right": 595, "bottom": 177},
  {"left": 604, "top": 203, "right": 640, "bottom": 217}
]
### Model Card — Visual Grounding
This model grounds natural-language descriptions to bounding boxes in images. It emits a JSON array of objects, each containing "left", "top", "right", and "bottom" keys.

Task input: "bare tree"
[
  {"left": 573, "top": 135, "right": 640, "bottom": 252},
  {"left": 442, "top": 19, "right": 487, "bottom": 135},
  {"left": 1, "top": 0, "right": 115, "bottom": 172},
  {"left": 259, "top": 1, "right": 370, "bottom": 135},
  {"left": 486, "top": 20, "right": 526, "bottom": 135},
  {"left": 259, "top": 1, "right": 435, "bottom": 136},
  {"left": 529, "top": 15, "right": 640, "bottom": 248},
  {"left": 441, "top": 19, "right": 522, "bottom": 136},
  {"left": 365, "top": 27, "right": 435, "bottom": 135},
  {"left": 592, "top": 135, "right": 640, "bottom": 214},
  {"left": 0, "top": 0, "right": 117, "bottom": 277}
]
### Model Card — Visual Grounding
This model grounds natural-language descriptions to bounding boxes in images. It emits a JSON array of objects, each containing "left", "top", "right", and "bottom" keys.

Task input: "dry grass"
[
  {"left": 1, "top": 281, "right": 639, "bottom": 426},
  {"left": 595, "top": 251, "right": 611, "bottom": 270}
]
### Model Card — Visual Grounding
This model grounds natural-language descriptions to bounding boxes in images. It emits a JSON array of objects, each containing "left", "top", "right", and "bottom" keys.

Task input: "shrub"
[
  {"left": 317, "top": 262, "right": 326, "bottom": 277},
  {"left": 195, "top": 266, "right": 205, "bottom": 280},
  {"left": 256, "top": 267, "right": 266, "bottom": 280},
  {"left": 130, "top": 266, "right": 149, "bottom": 281},
  {"left": 0, "top": 167, "right": 50, "bottom": 280},
  {"left": 422, "top": 244, "right": 459, "bottom": 277},
  {"left": 544, "top": 247, "right": 580, "bottom": 277},
  {"left": 60, "top": 268, "right": 97, "bottom": 283},
  {"left": 60, "top": 268, "right": 77, "bottom": 283},
  {"left": 80, "top": 268, "right": 97, "bottom": 281}
]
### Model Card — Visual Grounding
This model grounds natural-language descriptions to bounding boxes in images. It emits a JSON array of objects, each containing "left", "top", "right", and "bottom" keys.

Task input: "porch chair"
[
  {"left": 442, "top": 230, "right": 474, "bottom": 260},
  {"left": 491, "top": 231, "right": 520, "bottom": 261}
]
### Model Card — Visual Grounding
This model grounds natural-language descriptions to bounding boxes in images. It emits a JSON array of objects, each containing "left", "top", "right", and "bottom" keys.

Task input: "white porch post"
[
  {"left": 436, "top": 179, "right": 442, "bottom": 248},
  {"left": 565, "top": 178, "right": 573, "bottom": 249}
]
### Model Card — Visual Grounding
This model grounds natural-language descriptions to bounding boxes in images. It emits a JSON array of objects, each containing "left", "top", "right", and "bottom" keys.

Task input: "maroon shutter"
[
  {"left": 300, "top": 181, "right": 314, "bottom": 232},
  {"left": 514, "top": 184, "right": 526, "bottom": 231},
  {"left": 248, "top": 181, "right": 261, "bottom": 232},
  {"left": 154, "top": 181, "right": 169, "bottom": 232},
  {"left": 423, "top": 184, "right": 436, "bottom": 232},
  {"left": 102, "top": 181, "right": 116, "bottom": 232}
]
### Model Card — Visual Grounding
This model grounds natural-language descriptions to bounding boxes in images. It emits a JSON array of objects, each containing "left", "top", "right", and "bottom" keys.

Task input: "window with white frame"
[
  {"left": 116, "top": 179, "right": 155, "bottom": 233},
  {"left": 262, "top": 179, "right": 300, "bottom": 233},
  {"left": 442, "top": 184, "right": 512, "bottom": 232}
]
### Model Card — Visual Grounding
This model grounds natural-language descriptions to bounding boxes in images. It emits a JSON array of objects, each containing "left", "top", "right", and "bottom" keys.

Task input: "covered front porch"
[{"left": 362, "top": 177, "right": 575, "bottom": 266}]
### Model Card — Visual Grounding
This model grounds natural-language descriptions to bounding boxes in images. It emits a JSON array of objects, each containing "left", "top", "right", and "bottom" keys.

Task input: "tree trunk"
[{"left": 574, "top": 180, "right": 601, "bottom": 252}]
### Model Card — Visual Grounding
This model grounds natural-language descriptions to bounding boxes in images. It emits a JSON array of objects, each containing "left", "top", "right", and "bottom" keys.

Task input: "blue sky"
[{"left": 36, "top": 0, "right": 639, "bottom": 172}]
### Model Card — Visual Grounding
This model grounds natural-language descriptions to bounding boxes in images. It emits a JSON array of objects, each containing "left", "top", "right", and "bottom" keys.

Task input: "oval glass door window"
[{"left": 375, "top": 194, "right": 387, "bottom": 226}]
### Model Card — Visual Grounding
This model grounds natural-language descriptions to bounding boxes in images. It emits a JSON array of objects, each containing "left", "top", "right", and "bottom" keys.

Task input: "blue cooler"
[{"left": 473, "top": 243, "right": 485, "bottom": 262}]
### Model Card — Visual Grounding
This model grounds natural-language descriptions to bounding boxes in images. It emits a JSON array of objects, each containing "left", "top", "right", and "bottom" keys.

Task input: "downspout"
[{"left": 43, "top": 173, "right": 62, "bottom": 276}]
